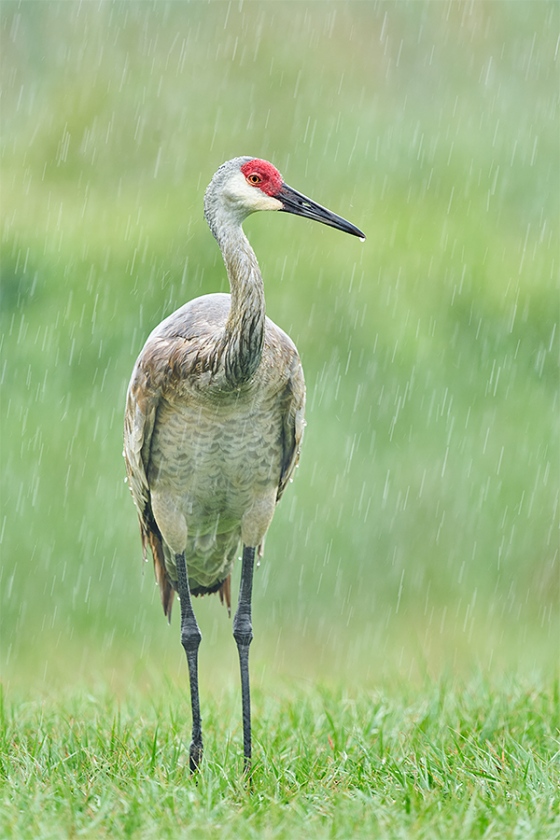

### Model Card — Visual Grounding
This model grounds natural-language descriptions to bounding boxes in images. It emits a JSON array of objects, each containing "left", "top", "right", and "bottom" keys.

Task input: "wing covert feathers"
[
  {"left": 277, "top": 354, "right": 306, "bottom": 502},
  {"left": 124, "top": 343, "right": 177, "bottom": 620}
]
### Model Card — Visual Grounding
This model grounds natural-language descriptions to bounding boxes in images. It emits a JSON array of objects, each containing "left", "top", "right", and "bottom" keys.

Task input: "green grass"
[{"left": 1, "top": 679, "right": 558, "bottom": 839}]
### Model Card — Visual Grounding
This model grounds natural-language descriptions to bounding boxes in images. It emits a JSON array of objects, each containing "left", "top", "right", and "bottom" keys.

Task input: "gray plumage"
[
  {"left": 123, "top": 156, "right": 364, "bottom": 772},
  {"left": 124, "top": 289, "right": 304, "bottom": 616}
]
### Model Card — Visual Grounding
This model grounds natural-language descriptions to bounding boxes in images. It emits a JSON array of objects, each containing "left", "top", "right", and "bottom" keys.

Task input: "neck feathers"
[{"left": 219, "top": 230, "right": 265, "bottom": 386}]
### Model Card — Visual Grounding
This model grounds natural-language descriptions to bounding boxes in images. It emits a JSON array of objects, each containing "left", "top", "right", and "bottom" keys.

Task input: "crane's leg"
[
  {"left": 233, "top": 544, "right": 255, "bottom": 775},
  {"left": 175, "top": 551, "right": 203, "bottom": 772}
]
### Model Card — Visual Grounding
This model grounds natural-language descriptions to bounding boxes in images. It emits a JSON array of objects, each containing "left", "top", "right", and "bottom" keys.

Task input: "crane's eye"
[{"left": 247, "top": 173, "right": 262, "bottom": 186}]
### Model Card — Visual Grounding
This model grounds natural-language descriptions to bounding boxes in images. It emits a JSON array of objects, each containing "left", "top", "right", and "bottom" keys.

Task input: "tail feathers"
[
  {"left": 218, "top": 575, "right": 232, "bottom": 617},
  {"left": 139, "top": 518, "right": 232, "bottom": 621},
  {"left": 140, "top": 521, "right": 175, "bottom": 622}
]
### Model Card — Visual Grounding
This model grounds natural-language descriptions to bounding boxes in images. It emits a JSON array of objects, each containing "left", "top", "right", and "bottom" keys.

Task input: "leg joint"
[
  {"left": 181, "top": 625, "right": 202, "bottom": 653},
  {"left": 233, "top": 628, "right": 253, "bottom": 648}
]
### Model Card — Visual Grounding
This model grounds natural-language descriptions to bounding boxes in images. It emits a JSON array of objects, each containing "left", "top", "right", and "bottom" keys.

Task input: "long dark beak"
[{"left": 277, "top": 183, "right": 365, "bottom": 240}]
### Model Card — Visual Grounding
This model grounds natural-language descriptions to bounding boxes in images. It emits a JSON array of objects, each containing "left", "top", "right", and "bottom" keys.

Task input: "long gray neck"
[{"left": 217, "top": 225, "right": 265, "bottom": 387}]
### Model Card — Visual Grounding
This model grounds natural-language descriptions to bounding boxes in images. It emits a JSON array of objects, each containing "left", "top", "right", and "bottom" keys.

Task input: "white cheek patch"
[
  {"left": 252, "top": 192, "right": 283, "bottom": 212},
  {"left": 225, "top": 170, "right": 282, "bottom": 213}
]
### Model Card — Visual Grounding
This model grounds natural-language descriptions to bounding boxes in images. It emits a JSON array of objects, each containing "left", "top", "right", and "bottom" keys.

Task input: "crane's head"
[{"left": 204, "top": 157, "right": 365, "bottom": 242}]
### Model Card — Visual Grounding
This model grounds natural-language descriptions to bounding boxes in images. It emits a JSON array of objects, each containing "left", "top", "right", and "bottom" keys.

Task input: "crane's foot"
[{"left": 189, "top": 739, "right": 203, "bottom": 774}]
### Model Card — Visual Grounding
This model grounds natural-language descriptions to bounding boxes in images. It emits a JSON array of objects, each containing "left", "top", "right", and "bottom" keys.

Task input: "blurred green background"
[{"left": 1, "top": 1, "right": 558, "bottom": 694}]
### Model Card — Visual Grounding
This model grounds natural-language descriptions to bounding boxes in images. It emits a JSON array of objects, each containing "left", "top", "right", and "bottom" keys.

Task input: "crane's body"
[
  {"left": 124, "top": 157, "right": 364, "bottom": 774},
  {"left": 125, "top": 292, "right": 304, "bottom": 612}
]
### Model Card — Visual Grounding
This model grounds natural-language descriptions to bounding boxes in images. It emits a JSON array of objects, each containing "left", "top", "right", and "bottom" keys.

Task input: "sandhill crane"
[{"left": 123, "top": 157, "right": 364, "bottom": 773}]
